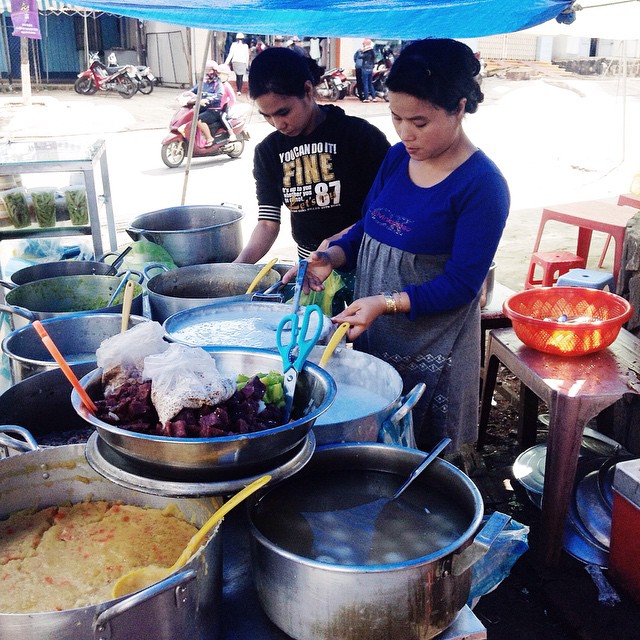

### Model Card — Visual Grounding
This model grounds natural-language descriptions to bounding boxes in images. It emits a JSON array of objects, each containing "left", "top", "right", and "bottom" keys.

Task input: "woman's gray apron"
[{"left": 353, "top": 235, "right": 480, "bottom": 452}]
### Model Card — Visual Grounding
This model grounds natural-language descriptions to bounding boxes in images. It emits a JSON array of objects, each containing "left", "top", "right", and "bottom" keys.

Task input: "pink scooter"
[{"left": 160, "top": 101, "right": 250, "bottom": 168}]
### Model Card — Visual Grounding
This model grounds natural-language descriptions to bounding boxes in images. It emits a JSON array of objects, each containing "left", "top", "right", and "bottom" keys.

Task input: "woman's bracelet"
[{"left": 381, "top": 291, "right": 398, "bottom": 315}]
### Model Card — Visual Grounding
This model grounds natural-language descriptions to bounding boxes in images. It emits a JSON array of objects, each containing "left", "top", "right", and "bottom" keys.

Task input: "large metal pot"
[
  {"left": 0, "top": 274, "right": 144, "bottom": 329},
  {"left": 146, "top": 263, "right": 281, "bottom": 323},
  {"left": 1, "top": 312, "right": 148, "bottom": 383},
  {"left": 71, "top": 348, "right": 336, "bottom": 478},
  {"left": 0, "top": 427, "right": 222, "bottom": 640},
  {"left": 126, "top": 204, "right": 244, "bottom": 267},
  {"left": 307, "top": 346, "right": 424, "bottom": 445},
  {"left": 9, "top": 248, "right": 132, "bottom": 285},
  {"left": 163, "top": 301, "right": 333, "bottom": 349},
  {"left": 248, "top": 443, "right": 509, "bottom": 640},
  {"left": 0, "top": 363, "right": 96, "bottom": 445}
]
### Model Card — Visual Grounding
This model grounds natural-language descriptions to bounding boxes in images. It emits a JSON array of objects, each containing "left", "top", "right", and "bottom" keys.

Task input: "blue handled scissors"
[{"left": 276, "top": 302, "right": 324, "bottom": 422}]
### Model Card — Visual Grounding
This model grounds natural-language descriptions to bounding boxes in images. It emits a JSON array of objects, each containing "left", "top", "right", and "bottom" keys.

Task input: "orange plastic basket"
[{"left": 503, "top": 287, "right": 633, "bottom": 356}]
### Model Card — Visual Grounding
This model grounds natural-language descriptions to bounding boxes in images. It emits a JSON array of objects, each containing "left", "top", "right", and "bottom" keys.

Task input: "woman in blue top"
[{"left": 289, "top": 38, "right": 510, "bottom": 452}]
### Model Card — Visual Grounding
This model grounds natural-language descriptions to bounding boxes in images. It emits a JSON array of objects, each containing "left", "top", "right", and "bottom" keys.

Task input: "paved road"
[{"left": 2, "top": 75, "right": 639, "bottom": 291}]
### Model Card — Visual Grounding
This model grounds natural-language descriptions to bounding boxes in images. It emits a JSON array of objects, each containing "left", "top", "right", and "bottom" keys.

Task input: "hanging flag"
[{"left": 10, "top": 0, "right": 42, "bottom": 40}]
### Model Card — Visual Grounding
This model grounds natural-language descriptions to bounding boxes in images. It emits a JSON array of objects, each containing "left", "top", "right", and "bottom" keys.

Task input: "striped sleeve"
[{"left": 257, "top": 204, "right": 282, "bottom": 224}]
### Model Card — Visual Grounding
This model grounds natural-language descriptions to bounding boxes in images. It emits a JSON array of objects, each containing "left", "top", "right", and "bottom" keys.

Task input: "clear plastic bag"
[
  {"left": 96, "top": 321, "right": 169, "bottom": 395},
  {"left": 143, "top": 344, "right": 236, "bottom": 424}
]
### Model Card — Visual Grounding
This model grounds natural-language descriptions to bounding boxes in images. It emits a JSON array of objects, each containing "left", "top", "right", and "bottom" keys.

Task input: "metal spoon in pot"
[
  {"left": 391, "top": 437, "right": 452, "bottom": 500},
  {"left": 112, "top": 474, "right": 271, "bottom": 599}
]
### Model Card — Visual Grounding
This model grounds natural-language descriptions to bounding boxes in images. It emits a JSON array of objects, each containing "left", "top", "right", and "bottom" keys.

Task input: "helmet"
[
  {"left": 235, "top": 32, "right": 245, "bottom": 40},
  {"left": 216, "top": 63, "right": 231, "bottom": 75}
]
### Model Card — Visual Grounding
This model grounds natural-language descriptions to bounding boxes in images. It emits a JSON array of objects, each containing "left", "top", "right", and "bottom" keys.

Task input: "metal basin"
[
  {"left": 1, "top": 312, "right": 148, "bottom": 383},
  {"left": 0, "top": 431, "right": 222, "bottom": 640},
  {"left": 0, "top": 275, "right": 144, "bottom": 329},
  {"left": 71, "top": 348, "right": 336, "bottom": 478},
  {"left": 248, "top": 443, "right": 508, "bottom": 640},
  {"left": 146, "top": 263, "right": 281, "bottom": 323},
  {"left": 126, "top": 204, "right": 244, "bottom": 266}
]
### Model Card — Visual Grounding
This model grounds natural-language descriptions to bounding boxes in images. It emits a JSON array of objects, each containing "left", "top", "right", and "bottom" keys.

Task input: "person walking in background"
[
  {"left": 225, "top": 33, "right": 250, "bottom": 95},
  {"left": 234, "top": 46, "right": 390, "bottom": 306},
  {"left": 285, "top": 39, "right": 510, "bottom": 453},
  {"left": 353, "top": 46, "right": 364, "bottom": 101},
  {"left": 360, "top": 38, "right": 377, "bottom": 102}
]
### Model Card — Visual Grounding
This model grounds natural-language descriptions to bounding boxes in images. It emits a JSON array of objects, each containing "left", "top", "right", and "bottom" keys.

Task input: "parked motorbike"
[
  {"left": 316, "top": 67, "right": 350, "bottom": 101},
  {"left": 106, "top": 53, "right": 156, "bottom": 94},
  {"left": 160, "top": 97, "right": 250, "bottom": 168},
  {"left": 74, "top": 52, "right": 136, "bottom": 99}
]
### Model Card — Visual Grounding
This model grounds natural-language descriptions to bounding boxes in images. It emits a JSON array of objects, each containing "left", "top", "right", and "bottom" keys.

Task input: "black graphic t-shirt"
[{"left": 253, "top": 104, "right": 390, "bottom": 256}]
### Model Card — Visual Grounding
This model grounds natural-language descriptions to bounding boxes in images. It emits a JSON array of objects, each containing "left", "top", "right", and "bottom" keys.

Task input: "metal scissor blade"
[
  {"left": 290, "top": 260, "right": 308, "bottom": 316},
  {"left": 282, "top": 367, "right": 297, "bottom": 423}
]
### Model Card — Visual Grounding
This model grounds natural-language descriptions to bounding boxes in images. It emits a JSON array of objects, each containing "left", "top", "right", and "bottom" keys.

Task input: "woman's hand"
[
  {"left": 332, "top": 295, "right": 387, "bottom": 341},
  {"left": 282, "top": 251, "right": 338, "bottom": 294}
]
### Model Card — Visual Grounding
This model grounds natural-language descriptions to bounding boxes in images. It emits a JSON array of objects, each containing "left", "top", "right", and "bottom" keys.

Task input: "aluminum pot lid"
[{"left": 85, "top": 431, "right": 316, "bottom": 497}]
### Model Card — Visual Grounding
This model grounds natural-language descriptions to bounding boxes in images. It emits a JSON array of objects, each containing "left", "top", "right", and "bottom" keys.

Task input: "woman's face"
[
  {"left": 388, "top": 91, "right": 465, "bottom": 162},
  {"left": 255, "top": 81, "right": 316, "bottom": 137}
]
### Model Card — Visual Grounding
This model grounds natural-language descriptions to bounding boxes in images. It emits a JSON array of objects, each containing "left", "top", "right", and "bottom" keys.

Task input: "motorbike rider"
[
  {"left": 216, "top": 63, "right": 238, "bottom": 141},
  {"left": 190, "top": 61, "right": 225, "bottom": 147}
]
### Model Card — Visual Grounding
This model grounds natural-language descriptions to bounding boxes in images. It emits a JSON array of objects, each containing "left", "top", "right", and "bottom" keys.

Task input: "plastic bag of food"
[
  {"left": 60, "top": 185, "right": 89, "bottom": 225},
  {"left": 1, "top": 187, "right": 30, "bottom": 228},
  {"left": 143, "top": 344, "right": 236, "bottom": 424},
  {"left": 29, "top": 188, "right": 57, "bottom": 228},
  {"left": 96, "top": 321, "right": 169, "bottom": 394}
]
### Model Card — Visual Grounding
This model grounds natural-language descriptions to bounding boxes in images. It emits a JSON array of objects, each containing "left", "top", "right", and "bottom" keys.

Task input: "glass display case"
[{"left": 0, "top": 138, "right": 117, "bottom": 257}]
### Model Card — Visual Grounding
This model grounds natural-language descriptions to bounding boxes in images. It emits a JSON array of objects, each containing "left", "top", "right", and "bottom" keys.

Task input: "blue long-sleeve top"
[{"left": 332, "top": 143, "right": 510, "bottom": 319}]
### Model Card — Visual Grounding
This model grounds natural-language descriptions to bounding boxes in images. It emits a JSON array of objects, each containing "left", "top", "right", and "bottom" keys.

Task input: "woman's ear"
[
  {"left": 304, "top": 80, "right": 315, "bottom": 100},
  {"left": 456, "top": 97, "right": 467, "bottom": 118}
]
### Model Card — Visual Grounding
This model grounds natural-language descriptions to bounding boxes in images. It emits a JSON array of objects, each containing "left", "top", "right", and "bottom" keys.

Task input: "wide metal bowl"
[
  {"left": 126, "top": 204, "right": 244, "bottom": 266},
  {"left": 71, "top": 348, "right": 336, "bottom": 479}
]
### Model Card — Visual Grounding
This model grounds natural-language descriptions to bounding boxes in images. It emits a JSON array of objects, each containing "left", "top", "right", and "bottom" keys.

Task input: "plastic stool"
[
  {"left": 525, "top": 250, "right": 586, "bottom": 289},
  {"left": 556, "top": 268, "right": 616, "bottom": 291}
]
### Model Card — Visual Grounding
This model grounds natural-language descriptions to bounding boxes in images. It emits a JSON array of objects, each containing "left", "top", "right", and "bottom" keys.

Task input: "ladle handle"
[
  {"left": 120, "top": 280, "right": 135, "bottom": 333},
  {"left": 318, "top": 322, "right": 350, "bottom": 368},
  {"left": 32, "top": 321, "right": 97, "bottom": 413},
  {"left": 246, "top": 258, "right": 278, "bottom": 294},
  {"left": 391, "top": 437, "right": 451, "bottom": 500}
]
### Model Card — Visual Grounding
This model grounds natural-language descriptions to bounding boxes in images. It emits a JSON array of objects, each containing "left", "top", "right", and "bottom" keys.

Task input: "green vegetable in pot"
[
  {"left": 238, "top": 371, "right": 285, "bottom": 408},
  {"left": 2, "top": 190, "right": 30, "bottom": 228},
  {"left": 30, "top": 190, "right": 57, "bottom": 228},
  {"left": 64, "top": 188, "right": 89, "bottom": 225}
]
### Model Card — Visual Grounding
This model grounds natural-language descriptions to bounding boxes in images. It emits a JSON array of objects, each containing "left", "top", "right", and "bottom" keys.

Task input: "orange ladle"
[{"left": 32, "top": 320, "right": 97, "bottom": 413}]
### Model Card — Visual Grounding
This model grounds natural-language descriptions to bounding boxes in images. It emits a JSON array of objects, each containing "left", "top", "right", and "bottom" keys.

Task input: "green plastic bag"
[{"left": 298, "top": 270, "right": 345, "bottom": 316}]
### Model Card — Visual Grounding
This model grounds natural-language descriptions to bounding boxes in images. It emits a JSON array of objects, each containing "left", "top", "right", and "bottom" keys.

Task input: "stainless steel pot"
[
  {"left": 1, "top": 312, "right": 148, "bottom": 383},
  {"left": 308, "top": 346, "right": 424, "bottom": 445},
  {"left": 145, "top": 263, "right": 281, "bottom": 323},
  {"left": 0, "top": 427, "right": 222, "bottom": 640},
  {"left": 0, "top": 274, "right": 144, "bottom": 329},
  {"left": 126, "top": 204, "right": 244, "bottom": 267},
  {"left": 248, "top": 443, "right": 509, "bottom": 640},
  {"left": 71, "top": 348, "right": 336, "bottom": 478},
  {"left": 163, "top": 301, "right": 333, "bottom": 349},
  {"left": 9, "top": 248, "right": 132, "bottom": 285}
]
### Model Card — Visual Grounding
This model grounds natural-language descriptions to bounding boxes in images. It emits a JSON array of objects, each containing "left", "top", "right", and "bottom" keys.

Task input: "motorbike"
[
  {"left": 106, "top": 52, "right": 156, "bottom": 95},
  {"left": 74, "top": 52, "right": 136, "bottom": 99},
  {"left": 316, "top": 67, "right": 350, "bottom": 101},
  {"left": 160, "top": 97, "right": 250, "bottom": 168},
  {"left": 355, "top": 45, "right": 394, "bottom": 102}
]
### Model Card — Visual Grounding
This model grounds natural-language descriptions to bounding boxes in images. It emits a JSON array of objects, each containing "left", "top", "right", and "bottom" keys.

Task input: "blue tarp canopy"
[{"left": 72, "top": 0, "right": 573, "bottom": 39}]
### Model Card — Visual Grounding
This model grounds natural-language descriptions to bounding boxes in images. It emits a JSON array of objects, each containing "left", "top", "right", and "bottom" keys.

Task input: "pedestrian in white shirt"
[{"left": 225, "top": 33, "right": 250, "bottom": 95}]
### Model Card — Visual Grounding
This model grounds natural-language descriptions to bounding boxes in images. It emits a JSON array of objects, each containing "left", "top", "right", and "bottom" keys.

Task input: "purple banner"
[{"left": 11, "top": 0, "right": 42, "bottom": 40}]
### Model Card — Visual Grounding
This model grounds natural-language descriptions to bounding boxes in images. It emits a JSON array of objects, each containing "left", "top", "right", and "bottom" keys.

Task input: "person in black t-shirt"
[{"left": 234, "top": 47, "right": 390, "bottom": 265}]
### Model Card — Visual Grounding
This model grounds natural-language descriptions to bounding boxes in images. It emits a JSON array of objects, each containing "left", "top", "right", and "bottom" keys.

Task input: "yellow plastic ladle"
[
  {"left": 111, "top": 474, "right": 271, "bottom": 599},
  {"left": 318, "top": 322, "right": 350, "bottom": 368},
  {"left": 245, "top": 257, "right": 278, "bottom": 294}
]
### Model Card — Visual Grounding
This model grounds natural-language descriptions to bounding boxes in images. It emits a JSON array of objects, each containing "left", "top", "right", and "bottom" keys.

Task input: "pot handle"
[
  {"left": 0, "top": 425, "right": 40, "bottom": 456},
  {"left": 125, "top": 227, "right": 141, "bottom": 242},
  {"left": 0, "top": 302, "right": 37, "bottom": 322},
  {"left": 450, "top": 511, "right": 512, "bottom": 577},
  {"left": 0, "top": 279, "right": 17, "bottom": 291},
  {"left": 142, "top": 262, "right": 170, "bottom": 281},
  {"left": 94, "top": 568, "right": 197, "bottom": 636},
  {"left": 387, "top": 383, "right": 426, "bottom": 427}
]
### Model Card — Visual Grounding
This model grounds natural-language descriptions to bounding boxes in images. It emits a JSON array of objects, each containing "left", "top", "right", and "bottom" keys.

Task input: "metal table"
[{"left": 0, "top": 138, "right": 117, "bottom": 258}]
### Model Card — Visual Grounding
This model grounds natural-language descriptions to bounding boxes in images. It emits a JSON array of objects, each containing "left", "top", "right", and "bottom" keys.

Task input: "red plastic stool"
[{"left": 525, "top": 250, "right": 586, "bottom": 289}]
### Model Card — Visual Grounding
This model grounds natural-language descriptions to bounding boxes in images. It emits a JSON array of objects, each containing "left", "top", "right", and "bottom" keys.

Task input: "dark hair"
[
  {"left": 386, "top": 39, "right": 484, "bottom": 114},
  {"left": 249, "top": 47, "right": 324, "bottom": 99}
]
